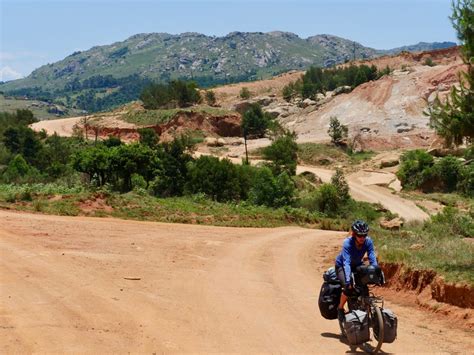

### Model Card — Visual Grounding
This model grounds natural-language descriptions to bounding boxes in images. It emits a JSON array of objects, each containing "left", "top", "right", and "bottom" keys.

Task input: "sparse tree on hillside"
[
  {"left": 240, "top": 87, "right": 251, "bottom": 99},
  {"left": 242, "top": 103, "right": 270, "bottom": 138},
  {"left": 327, "top": 116, "right": 348, "bottom": 145},
  {"left": 427, "top": 0, "right": 474, "bottom": 146},
  {"left": 205, "top": 90, "right": 217, "bottom": 106}
]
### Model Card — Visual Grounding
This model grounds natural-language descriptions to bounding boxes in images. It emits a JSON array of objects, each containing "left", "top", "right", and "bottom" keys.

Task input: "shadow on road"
[{"left": 320, "top": 332, "right": 392, "bottom": 354}]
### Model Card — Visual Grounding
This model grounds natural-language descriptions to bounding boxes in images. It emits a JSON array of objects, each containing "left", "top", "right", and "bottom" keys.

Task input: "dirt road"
[
  {"left": 1, "top": 210, "right": 471, "bottom": 353},
  {"left": 296, "top": 165, "right": 429, "bottom": 222}
]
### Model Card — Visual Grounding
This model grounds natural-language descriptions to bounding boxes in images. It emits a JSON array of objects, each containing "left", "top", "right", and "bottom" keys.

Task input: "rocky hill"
[
  {"left": 0, "top": 31, "right": 455, "bottom": 113},
  {"left": 32, "top": 47, "right": 464, "bottom": 152}
]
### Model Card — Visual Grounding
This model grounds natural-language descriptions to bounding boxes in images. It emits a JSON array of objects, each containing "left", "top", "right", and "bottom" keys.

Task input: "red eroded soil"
[{"left": 82, "top": 111, "right": 241, "bottom": 142}]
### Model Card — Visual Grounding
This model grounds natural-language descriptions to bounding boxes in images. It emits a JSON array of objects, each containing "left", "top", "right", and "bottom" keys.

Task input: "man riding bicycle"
[{"left": 335, "top": 220, "right": 378, "bottom": 323}]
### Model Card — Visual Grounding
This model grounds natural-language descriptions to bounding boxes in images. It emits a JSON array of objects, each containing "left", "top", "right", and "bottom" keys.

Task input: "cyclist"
[{"left": 335, "top": 220, "right": 378, "bottom": 323}]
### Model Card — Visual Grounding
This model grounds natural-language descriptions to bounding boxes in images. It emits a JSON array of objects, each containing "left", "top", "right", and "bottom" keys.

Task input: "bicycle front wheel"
[{"left": 362, "top": 305, "right": 384, "bottom": 354}]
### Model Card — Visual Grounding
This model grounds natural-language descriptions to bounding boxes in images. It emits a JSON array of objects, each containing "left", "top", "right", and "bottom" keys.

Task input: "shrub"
[
  {"left": 313, "top": 183, "right": 340, "bottom": 216},
  {"left": 205, "top": 90, "right": 217, "bottom": 106},
  {"left": 458, "top": 163, "right": 474, "bottom": 197},
  {"left": 262, "top": 131, "right": 298, "bottom": 176},
  {"left": 397, "top": 149, "right": 434, "bottom": 189},
  {"left": 434, "top": 156, "right": 463, "bottom": 192},
  {"left": 424, "top": 57, "right": 435, "bottom": 66},
  {"left": 331, "top": 168, "right": 350, "bottom": 202},
  {"left": 239, "top": 87, "right": 251, "bottom": 99},
  {"left": 249, "top": 167, "right": 295, "bottom": 208},
  {"left": 426, "top": 206, "right": 474, "bottom": 238},
  {"left": 327, "top": 116, "right": 348, "bottom": 145}
]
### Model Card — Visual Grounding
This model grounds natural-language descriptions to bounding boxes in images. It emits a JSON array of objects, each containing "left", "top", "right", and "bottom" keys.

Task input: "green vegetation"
[
  {"left": 123, "top": 106, "right": 234, "bottom": 126},
  {"left": 427, "top": 0, "right": 473, "bottom": 147},
  {"left": 139, "top": 80, "right": 201, "bottom": 109},
  {"left": 241, "top": 103, "right": 273, "bottom": 138},
  {"left": 327, "top": 116, "right": 348, "bottom": 145},
  {"left": 282, "top": 64, "right": 385, "bottom": 101},
  {"left": 239, "top": 87, "right": 251, "bottom": 99},
  {"left": 204, "top": 90, "right": 217, "bottom": 106},
  {"left": 297, "top": 143, "right": 375, "bottom": 166},
  {"left": 374, "top": 206, "right": 474, "bottom": 284},
  {"left": 261, "top": 131, "right": 298, "bottom": 176},
  {"left": 396, "top": 149, "right": 473, "bottom": 196},
  {"left": 0, "top": 94, "right": 83, "bottom": 120}
]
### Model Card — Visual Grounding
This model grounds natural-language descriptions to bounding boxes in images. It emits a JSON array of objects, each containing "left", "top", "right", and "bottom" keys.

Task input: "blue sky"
[{"left": 1, "top": 0, "right": 458, "bottom": 82}]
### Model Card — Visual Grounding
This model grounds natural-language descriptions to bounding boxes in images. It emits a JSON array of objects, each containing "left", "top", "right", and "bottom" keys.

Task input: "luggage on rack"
[
  {"left": 344, "top": 310, "right": 370, "bottom": 345},
  {"left": 318, "top": 267, "right": 341, "bottom": 320},
  {"left": 318, "top": 282, "right": 341, "bottom": 319},
  {"left": 374, "top": 308, "right": 398, "bottom": 343}
]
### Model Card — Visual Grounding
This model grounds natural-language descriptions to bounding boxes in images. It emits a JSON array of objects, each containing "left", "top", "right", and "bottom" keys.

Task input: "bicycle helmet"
[{"left": 351, "top": 219, "right": 369, "bottom": 235}]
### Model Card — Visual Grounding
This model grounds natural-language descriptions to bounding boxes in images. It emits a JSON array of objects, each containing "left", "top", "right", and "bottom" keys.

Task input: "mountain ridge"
[{"left": 0, "top": 31, "right": 456, "bottom": 113}]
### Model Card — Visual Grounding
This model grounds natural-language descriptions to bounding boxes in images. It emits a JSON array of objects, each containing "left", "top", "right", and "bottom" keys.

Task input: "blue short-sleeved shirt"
[{"left": 335, "top": 236, "right": 378, "bottom": 285}]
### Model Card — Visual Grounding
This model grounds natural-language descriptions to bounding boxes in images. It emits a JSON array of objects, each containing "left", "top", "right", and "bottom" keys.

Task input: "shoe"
[{"left": 337, "top": 308, "right": 345, "bottom": 323}]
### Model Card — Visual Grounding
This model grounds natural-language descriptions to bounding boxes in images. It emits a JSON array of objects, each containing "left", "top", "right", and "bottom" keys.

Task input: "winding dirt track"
[
  {"left": 296, "top": 165, "right": 429, "bottom": 222},
  {"left": 1, "top": 210, "right": 472, "bottom": 353}
]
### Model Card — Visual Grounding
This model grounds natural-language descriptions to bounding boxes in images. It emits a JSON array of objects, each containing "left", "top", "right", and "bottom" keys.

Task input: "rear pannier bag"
[
  {"left": 318, "top": 282, "right": 341, "bottom": 320},
  {"left": 344, "top": 310, "right": 370, "bottom": 345},
  {"left": 374, "top": 308, "right": 398, "bottom": 343}
]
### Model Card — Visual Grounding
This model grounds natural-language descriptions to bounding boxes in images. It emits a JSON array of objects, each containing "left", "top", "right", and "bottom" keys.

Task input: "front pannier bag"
[
  {"left": 344, "top": 310, "right": 370, "bottom": 345},
  {"left": 374, "top": 308, "right": 398, "bottom": 343},
  {"left": 318, "top": 281, "right": 341, "bottom": 319}
]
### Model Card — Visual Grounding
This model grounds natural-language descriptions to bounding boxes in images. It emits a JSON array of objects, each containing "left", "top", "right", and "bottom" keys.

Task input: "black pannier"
[
  {"left": 355, "top": 265, "right": 384, "bottom": 286},
  {"left": 374, "top": 308, "right": 398, "bottom": 343},
  {"left": 344, "top": 310, "right": 370, "bottom": 345},
  {"left": 318, "top": 267, "right": 341, "bottom": 320},
  {"left": 318, "top": 282, "right": 341, "bottom": 319}
]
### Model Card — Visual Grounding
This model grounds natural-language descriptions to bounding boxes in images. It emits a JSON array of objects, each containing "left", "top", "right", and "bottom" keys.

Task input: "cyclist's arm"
[
  {"left": 367, "top": 238, "right": 378, "bottom": 266},
  {"left": 342, "top": 242, "right": 352, "bottom": 285}
]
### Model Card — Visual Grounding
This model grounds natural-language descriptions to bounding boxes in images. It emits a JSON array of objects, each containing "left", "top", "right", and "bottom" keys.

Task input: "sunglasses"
[{"left": 355, "top": 234, "right": 367, "bottom": 239}]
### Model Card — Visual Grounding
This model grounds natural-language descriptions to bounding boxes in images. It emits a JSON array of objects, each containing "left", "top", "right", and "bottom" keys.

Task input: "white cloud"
[{"left": 0, "top": 66, "right": 24, "bottom": 81}]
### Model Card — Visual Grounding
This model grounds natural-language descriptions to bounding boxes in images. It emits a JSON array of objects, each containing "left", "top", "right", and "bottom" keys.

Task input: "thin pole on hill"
[{"left": 243, "top": 129, "right": 249, "bottom": 165}]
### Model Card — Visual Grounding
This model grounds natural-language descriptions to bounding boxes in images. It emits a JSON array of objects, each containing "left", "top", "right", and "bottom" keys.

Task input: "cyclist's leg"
[{"left": 336, "top": 266, "right": 349, "bottom": 322}]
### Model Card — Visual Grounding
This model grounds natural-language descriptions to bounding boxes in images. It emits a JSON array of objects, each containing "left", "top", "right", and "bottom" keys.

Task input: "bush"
[
  {"left": 312, "top": 183, "right": 341, "bottom": 216},
  {"left": 331, "top": 168, "right": 350, "bottom": 202},
  {"left": 458, "top": 163, "right": 474, "bottom": 197},
  {"left": 262, "top": 131, "right": 298, "bottom": 176},
  {"left": 397, "top": 149, "right": 434, "bottom": 189},
  {"left": 205, "top": 90, "right": 217, "bottom": 106},
  {"left": 434, "top": 156, "right": 463, "bottom": 192},
  {"left": 249, "top": 167, "right": 295, "bottom": 208},
  {"left": 426, "top": 206, "right": 474, "bottom": 238},
  {"left": 239, "top": 87, "right": 251, "bottom": 99}
]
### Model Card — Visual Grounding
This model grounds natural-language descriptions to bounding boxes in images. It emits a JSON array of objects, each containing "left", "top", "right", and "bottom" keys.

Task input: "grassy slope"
[{"left": 0, "top": 95, "right": 83, "bottom": 120}]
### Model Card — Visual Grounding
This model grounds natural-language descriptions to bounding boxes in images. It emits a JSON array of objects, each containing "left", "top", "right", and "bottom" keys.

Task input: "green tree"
[
  {"left": 2, "top": 154, "right": 36, "bottom": 183},
  {"left": 331, "top": 168, "right": 350, "bottom": 202},
  {"left": 396, "top": 149, "right": 435, "bottom": 189},
  {"left": 327, "top": 116, "right": 348, "bottom": 145},
  {"left": 427, "top": 0, "right": 474, "bottom": 146},
  {"left": 249, "top": 167, "right": 295, "bottom": 208},
  {"left": 262, "top": 131, "right": 298, "bottom": 176},
  {"left": 185, "top": 156, "right": 245, "bottom": 201},
  {"left": 138, "top": 128, "right": 159, "bottom": 147},
  {"left": 242, "top": 103, "right": 270, "bottom": 138}
]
